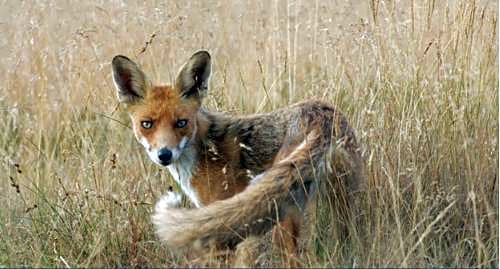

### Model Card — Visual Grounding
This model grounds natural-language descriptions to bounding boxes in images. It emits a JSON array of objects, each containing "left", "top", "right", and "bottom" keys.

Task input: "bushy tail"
[
  {"left": 152, "top": 129, "right": 325, "bottom": 247},
  {"left": 152, "top": 126, "right": 359, "bottom": 248}
]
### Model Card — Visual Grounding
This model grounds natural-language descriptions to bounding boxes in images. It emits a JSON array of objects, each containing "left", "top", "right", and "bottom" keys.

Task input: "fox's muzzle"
[{"left": 157, "top": 148, "right": 173, "bottom": 166}]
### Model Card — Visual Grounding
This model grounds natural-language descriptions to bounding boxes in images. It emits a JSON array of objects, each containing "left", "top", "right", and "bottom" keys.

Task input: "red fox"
[{"left": 111, "top": 51, "right": 364, "bottom": 266}]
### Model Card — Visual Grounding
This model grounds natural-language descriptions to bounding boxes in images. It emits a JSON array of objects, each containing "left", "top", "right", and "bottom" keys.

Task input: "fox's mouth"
[
  {"left": 141, "top": 125, "right": 197, "bottom": 167},
  {"left": 159, "top": 161, "right": 170, "bottom": 166},
  {"left": 146, "top": 137, "right": 191, "bottom": 167}
]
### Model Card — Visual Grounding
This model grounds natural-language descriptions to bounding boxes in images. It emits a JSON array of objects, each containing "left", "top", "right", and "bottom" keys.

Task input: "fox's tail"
[{"left": 152, "top": 125, "right": 359, "bottom": 248}]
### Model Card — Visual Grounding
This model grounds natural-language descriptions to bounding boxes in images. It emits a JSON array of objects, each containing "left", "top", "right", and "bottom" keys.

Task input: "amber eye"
[
  {"left": 175, "top": 119, "right": 188, "bottom": 128},
  {"left": 141, "top": 120, "right": 153, "bottom": 129}
]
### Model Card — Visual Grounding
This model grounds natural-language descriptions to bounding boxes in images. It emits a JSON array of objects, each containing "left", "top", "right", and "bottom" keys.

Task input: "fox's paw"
[{"left": 155, "top": 186, "right": 182, "bottom": 212}]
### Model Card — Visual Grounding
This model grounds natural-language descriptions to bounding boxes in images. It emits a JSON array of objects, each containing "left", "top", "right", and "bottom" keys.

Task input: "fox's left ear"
[{"left": 175, "top": 51, "right": 211, "bottom": 100}]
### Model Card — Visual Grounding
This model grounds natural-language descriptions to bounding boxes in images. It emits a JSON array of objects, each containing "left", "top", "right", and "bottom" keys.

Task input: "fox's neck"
[
  {"left": 167, "top": 146, "right": 201, "bottom": 207},
  {"left": 167, "top": 109, "right": 232, "bottom": 207},
  {"left": 195, "top": 108, "right": 230, "bottom": 143}
]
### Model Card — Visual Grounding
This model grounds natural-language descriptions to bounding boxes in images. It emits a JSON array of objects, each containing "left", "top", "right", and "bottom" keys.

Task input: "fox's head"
[{"left": 111, "top": 51, "right": 211, "bottom": 166}]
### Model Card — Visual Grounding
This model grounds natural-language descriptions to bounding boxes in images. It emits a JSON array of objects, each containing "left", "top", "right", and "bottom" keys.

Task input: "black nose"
[{"left": 157, "top": 148, "right": 172, "bottom": 165}]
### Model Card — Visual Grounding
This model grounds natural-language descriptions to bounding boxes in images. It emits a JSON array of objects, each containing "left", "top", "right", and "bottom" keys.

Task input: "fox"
[{"left": 111, "top": 50, "right": 364, "bottom": 266}]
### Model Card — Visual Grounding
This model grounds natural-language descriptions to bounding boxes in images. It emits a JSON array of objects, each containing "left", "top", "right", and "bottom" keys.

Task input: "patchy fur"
[{"left": 111, "top": 51, "right": 364, "bottom": 267}]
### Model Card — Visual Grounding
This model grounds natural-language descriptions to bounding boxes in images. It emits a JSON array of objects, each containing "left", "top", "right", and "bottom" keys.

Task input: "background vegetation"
[{"left": 0, "top": 0, "right": 497, "bottom": 266}]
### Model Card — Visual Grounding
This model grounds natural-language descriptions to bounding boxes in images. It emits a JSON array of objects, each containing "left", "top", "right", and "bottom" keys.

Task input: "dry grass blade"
[{"left": 0, "top": 0, "right": 497, "bottom": 267}]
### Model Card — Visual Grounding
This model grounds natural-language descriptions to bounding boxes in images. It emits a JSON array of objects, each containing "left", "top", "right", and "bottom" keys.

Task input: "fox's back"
[{"left": 203, "top": 100, "right": 359, "bottom": 175}]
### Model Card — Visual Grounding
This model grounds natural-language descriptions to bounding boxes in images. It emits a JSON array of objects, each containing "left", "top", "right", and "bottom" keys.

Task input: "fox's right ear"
[{"left": 111, "top": 55, "right": 149, "bottom": 105}]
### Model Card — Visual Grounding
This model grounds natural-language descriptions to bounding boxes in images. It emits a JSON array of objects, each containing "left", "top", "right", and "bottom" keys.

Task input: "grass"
[{"left": 0, "top": 0, "right": 498, "bottom": 267}]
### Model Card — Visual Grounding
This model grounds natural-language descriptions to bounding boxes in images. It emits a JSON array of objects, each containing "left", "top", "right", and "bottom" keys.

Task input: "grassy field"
[{"left": 0, "top": 0, "right": 498, "bottom": 267}]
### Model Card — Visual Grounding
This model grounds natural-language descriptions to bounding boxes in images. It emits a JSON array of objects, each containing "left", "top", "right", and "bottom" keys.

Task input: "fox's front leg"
[{"left": 155, "top": 186, "right": 183, "bottom": 212}]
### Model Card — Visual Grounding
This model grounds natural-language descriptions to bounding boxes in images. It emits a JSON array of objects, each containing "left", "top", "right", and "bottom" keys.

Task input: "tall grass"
[{"left": 0, "top": 0, "right": 497, "bottom": 266}]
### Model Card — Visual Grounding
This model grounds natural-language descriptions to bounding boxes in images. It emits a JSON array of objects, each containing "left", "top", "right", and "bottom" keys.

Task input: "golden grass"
[{"left": 0, "top": 0, "right": 497, "bottom": 266}]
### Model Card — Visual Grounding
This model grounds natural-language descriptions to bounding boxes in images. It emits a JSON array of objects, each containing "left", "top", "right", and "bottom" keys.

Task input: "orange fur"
[
  {"left": 128, "top": 86, "right": 199, "bottom": 150},
  {"left": 111, "top": 51, "right": 365, "bottom": 267}
]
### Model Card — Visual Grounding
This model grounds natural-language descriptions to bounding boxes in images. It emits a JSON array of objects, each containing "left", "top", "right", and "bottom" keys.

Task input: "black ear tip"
[
  {"left": 112, "top": 55, "right": 132, "bottom": 65},
  {"left": 192, "top": 50, "right": 211, "bottom": 60}
]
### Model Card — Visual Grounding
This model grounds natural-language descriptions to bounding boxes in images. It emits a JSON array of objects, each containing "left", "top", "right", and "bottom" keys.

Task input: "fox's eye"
[
  {"left": 175, "top": 119, "right": 188, "bottom": 128},
  {"left": 141, "top": 120, "right": 153, "bottom": 129}
]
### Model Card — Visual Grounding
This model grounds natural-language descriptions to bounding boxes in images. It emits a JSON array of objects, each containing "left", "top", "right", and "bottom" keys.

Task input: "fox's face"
[{"left": 111, "top": 51, "right": 211, "bottom": 166}]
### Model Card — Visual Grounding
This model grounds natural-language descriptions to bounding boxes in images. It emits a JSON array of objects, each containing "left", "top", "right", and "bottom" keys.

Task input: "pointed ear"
[
  {"left": 111, "top": 55, "right": 150, "bottom": 105},
  {"left": 175, "top": 51, "right": 211, "bottom": 100}
]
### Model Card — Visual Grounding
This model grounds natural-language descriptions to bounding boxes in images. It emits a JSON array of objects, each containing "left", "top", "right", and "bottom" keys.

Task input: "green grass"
[{"left": 0, "top": 0, "right": 497, "bottom": 266}]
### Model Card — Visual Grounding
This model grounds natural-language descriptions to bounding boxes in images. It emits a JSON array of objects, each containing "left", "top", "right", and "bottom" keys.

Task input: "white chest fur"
[{"left": 166, "top": 147, "right": 202, "bottom": 208}]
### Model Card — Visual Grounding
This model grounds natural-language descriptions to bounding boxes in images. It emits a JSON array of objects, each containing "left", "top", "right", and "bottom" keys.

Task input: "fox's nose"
[{"left": 157, "top": 148, "right": 172, "bottom": 165}]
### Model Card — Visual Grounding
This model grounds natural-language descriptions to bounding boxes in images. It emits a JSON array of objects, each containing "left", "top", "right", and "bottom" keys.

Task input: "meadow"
[{"left": 0, "top": 0, "right": 498, "bottom": 267}]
